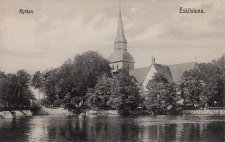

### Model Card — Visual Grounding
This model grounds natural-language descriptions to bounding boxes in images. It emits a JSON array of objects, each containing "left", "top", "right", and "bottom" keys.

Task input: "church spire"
[
  {"left": 117, "top": 5, "right": 125, "bottom": 39},
  {"left": 114, "top": 4, "right": 127, "bottom": 51}
]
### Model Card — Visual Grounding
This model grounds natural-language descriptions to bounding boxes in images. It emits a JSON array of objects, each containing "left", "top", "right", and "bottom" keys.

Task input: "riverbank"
[
  {"left": 35, "top": 108, "right": 150, "bottom": 116},
  {"left": 2, "top": 108, "right": 225, "bottom": 119},
  {"left": 35, "top": 107, "right": 75, "bottom": 115},
  {"left": 32, "top": 108, "right": 225, "bottom": 116},
  {"left": 86, "top": 109, "right": 150, "bottom": 115},
  {"left": 182, "top": 109, "right": 225, "bottom": 115},
  {"left": 87, "top": 109, "right": 225, "bottom": 116}
]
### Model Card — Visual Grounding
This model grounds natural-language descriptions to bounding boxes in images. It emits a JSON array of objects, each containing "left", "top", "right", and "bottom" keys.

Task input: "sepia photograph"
[{"left": 0, "top": 0, "right": 225, "bottom": 141}]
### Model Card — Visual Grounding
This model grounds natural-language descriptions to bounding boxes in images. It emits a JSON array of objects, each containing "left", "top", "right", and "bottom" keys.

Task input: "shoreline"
[{"left": 2, "top": 108, "right": 225, "bottom": 119}]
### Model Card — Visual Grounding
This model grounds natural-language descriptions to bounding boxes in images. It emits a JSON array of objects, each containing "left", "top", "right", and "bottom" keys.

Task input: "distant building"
[{"left": 109, "top": 8, "right": 199, "bottom": 95}]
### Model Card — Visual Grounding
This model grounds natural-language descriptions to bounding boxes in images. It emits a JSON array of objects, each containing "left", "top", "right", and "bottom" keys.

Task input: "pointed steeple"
[
  {"left": 114, "top": 4, "right": 127, "bottom": 51},
  {"left": 109, "top": 5, "right": 135, "bottom": 72}
]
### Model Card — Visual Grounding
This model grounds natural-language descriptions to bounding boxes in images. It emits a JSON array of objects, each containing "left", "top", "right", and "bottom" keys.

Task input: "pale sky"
[{"left": 1, "top": 0, "right": 225, "bottom": 75}]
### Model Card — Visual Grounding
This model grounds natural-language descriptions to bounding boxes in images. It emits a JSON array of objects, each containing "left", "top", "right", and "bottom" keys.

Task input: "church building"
[
  {"left": 109, "top": 7, "right": 134, "bottom": 72},
  {"left": 109, "top": 8, "right": 200, "bottom": 95}
]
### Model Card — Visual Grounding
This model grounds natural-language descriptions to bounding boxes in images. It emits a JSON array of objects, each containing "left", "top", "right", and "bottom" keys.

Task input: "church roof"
[
  {"left": 153, "top": 64, "right": 173, "bottom": 82},
  {"left": 129, "top": 67, "right": 150, "bottom": 85},
  {"left": 129, "top": 62, "right": 198, "bottom": 84},
  {"left": 109, "top": 50, "right": 134, "bottom": 63},
  {"left": 168, "top": 62, "right": 197, "bottom": 82}
]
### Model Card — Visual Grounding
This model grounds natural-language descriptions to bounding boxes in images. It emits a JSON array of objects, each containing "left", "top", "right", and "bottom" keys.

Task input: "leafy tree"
[
  {"left": 210, "top": 55, "right": 225, "bottom": 106},
  {"left": 69, "top": 51, "right": 111, "bottom": 107},
  {"left": 86, "top": 73, "right": 112, "bottom": 110},
  {"left": 108, "top": 69, "right": 141, "bottom": 114},
  {"left": 57, "top": 59, "right": 74, "bottom": 101},
  {"left": 31, "top": 71, "right": 43, "bottom": 90},
  {"left": 86, "top": 69, "right": 141, "bottom": 114},
  {"left": 31, "top": 51, "right": 111, "bottom": 108},
  {"left": 16, "top": 70, "right": 31, "bottom": 98},
  {"left": 212, "top": 54, "right": 225, "bottom": 72},
  {"left": 0, "top": 70, "right": 35, "bottom": 100},
  {"left": 198, "top": 63, "right": 225, "bottom": 107},
  {"left": 179, "top": 69, "right": 217, "bottom": 109},
  {"left": 145, "top": 73, "right": 180, "bottom": 114},
  {"left": 0, "top": 72, "right": 8, "bottom": 97},
  {"left": 42, "top": 68, "right": 61, "bottom": 106}
]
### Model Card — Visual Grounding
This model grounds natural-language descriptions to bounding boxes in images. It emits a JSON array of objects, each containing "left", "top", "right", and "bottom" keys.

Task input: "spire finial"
[
  {"left": 152, "top": 55, "right": 155, "bottom": 64},
  {"left": 195, "top": 56, "right": 197, "bottom": 63}
]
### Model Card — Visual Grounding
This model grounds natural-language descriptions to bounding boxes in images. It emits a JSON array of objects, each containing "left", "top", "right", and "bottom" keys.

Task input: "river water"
[{"left": 0, "top": 115, "right": 225, "bottom": 142}]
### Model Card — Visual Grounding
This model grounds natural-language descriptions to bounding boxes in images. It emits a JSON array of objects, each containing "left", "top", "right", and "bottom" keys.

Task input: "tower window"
[
  {"left": 117, "top": 64, "right": 118, "bottom": 70},
  {"left": 128, "top": 64, "right": 129, "bottom": 69},
  {"left": 113, "top": 65, "right": 114, "bottom": 70}
]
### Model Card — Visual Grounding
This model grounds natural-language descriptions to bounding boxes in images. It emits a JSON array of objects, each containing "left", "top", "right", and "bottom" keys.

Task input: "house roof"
[
  {"left": 129, "top": 66, "right": 150, "bottom": 85},
  {"left": 168, "top": 62, "right": 197, "bottom": 82},
  {"left": 129, "top": 62, "right": 198, "bottom": 84}
]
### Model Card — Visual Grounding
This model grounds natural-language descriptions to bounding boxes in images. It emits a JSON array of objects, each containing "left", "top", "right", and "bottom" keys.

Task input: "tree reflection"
[
  {"left": 0, "top": 118, "right": 31, "bottom": 141},
  {"left": 1, "top": 115, "right": 225, "bottom": 142}
]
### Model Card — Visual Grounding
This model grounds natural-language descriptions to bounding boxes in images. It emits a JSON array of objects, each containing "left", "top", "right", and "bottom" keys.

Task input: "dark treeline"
[
  {"left": 3, "top": 50, "right": 225, "bottom": 115},
  {"left": 145, "top": 55, "right": 225, "bottom": 114},
  {"left": 0, "top": 70, "right": 36, "bottom": 100},
  {"left": 31, "top": 51, "right": 141, "bottom": 114}
]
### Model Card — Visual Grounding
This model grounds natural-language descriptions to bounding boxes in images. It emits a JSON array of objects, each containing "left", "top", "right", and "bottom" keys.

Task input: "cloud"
[
  {"left": 128, "top": 0, "right": 225, "bottom": 50},
  {"left": 0, "top": 16, "right": 39, "bottom": 55},
  {"left": 0, "top": 0, "right": 224, "bottom": 74}
]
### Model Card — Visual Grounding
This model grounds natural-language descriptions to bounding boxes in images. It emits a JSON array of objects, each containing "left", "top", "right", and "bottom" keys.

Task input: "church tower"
[{"left": 109, "top": 6, "right": 135, "bottom": 72}]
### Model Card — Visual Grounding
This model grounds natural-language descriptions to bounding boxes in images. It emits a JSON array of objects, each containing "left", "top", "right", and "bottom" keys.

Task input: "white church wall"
[
  {"left": 142, "top": 65, "right": 158, "bottom": 92},
  {"left": 110, "top": 62, "right": 134, "bottom": 72},
  {"left": 110, "top": 62, "right": 123, "bottom": 72},
  {"left": 117, "top": 62, "right": 123, "bottom": 71}
]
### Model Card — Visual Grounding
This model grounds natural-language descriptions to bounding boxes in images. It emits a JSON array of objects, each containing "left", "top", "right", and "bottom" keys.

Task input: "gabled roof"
[
  {"left": 153, "top": 64, "right": 173, "bottom": 82},
  {"left": 168, "top": 62, "right": 197, "bottom": 82},
  {"left": 129, "top": 67, "right": 150, "bottom": 85},
  {"left": 129, "top": 62, "right": 198, "bottom": 84}
]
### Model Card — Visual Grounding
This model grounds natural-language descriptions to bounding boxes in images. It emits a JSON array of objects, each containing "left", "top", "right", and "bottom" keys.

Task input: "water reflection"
[{"left": 0, "top": 115, "right": 225, "bottom": 141}]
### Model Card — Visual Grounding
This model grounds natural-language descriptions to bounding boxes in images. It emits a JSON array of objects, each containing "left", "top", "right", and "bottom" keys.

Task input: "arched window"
[
  {"left": 117, "top": 64, "right": 118, "bottom": 70},
  {"left": 128, "top": 64, "right": 129, "bottom": 69}
]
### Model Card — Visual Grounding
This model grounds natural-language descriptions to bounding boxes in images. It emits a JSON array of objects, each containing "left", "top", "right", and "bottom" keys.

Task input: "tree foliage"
[
  {"left": 179, "top": 62, "right": 225, "bottom": 109},
  {"left": 199, "top": 63, "right": 225, "bottom": 107},
  {"left": 31, "top": 51, "right": 111, "bottom": 107},
  {"left": 86, "top": 69, "right": 141, "bottom": 114},
  {"left": 86, "top": 73, "right": 112, "bottom": 110},
  {"left": 179, "top": 69, "right": 214, "bottom": 108},
  {"left": 145, "top": 73, "right": 180, "bottom": 114},
  {"left": 108, "top": 69, "right": 141, "bottom": 111},
  {"left": 0, "top": 70, "right": 35, "bottom": 100}
]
